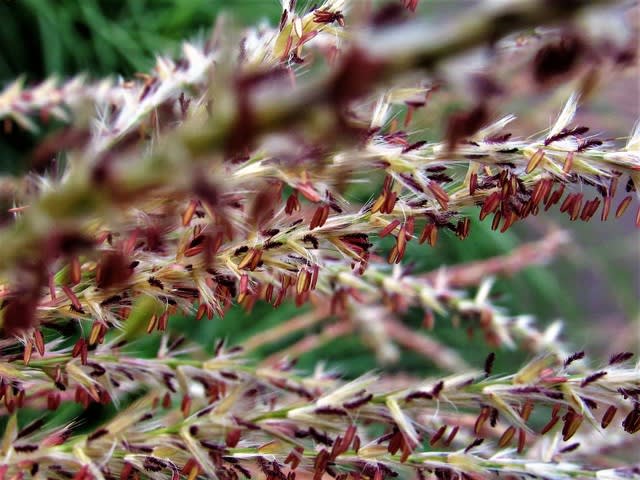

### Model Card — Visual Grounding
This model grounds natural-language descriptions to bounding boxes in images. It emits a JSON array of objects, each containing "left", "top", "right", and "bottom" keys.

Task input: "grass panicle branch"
[{"left": 0, "top": 0, "right": 638, "bottom": 478}]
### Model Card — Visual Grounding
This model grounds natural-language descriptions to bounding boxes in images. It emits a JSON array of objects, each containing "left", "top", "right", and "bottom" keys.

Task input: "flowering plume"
[{"left": 0, "top": 0, "right": 639, "bottom": 479}]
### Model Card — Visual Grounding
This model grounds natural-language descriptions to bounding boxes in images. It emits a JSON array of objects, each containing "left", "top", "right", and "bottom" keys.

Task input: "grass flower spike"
[{"left": 0, "top": 0, "right": 638, "bottom": 479}]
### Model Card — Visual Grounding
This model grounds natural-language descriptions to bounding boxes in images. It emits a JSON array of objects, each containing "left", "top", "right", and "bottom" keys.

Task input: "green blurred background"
[{"left": 0, "top": 0, "right": 637, "bottom": 381}]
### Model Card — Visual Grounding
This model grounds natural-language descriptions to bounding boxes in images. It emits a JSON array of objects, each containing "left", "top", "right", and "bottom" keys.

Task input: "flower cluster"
[
  {"left": 1, "top": 342, "right": 639, "bottom": 480},
  {"left": 0, "top": 0, "right": 638, "bottom": 478}
]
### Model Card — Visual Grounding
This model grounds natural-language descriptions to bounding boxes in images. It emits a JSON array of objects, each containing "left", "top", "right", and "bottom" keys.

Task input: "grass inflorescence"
[{"left": 0, "top": 0, "right": 638, "bottom": 478}]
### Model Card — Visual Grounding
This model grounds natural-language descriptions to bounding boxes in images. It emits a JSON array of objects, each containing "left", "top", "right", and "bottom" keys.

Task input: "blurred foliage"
[{"left": 0, "top": 0, "right": 281, "bottom": 82}]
